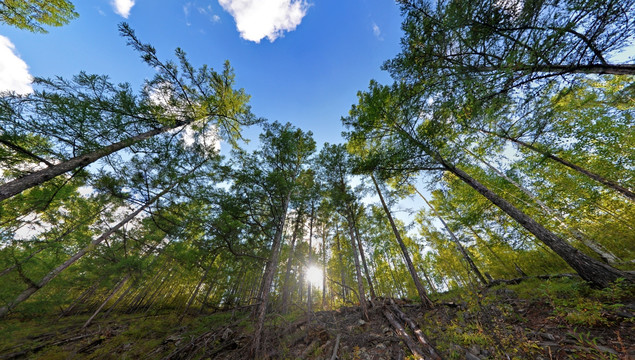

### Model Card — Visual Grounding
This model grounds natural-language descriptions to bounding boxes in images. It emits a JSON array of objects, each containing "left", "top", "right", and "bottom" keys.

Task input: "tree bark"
[
  {"left": 438, "top": 157, "right": 632, "bottom": 288},
  {"left": 371, "top": 174, "right": 434, "bottom": 307}
]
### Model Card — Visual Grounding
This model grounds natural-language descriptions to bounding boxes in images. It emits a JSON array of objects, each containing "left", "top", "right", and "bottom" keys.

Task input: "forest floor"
[{"left": 0, "top": 276, "right": 633, "bottom": 360}]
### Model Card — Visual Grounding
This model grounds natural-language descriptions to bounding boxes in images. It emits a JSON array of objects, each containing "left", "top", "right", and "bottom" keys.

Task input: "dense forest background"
[{"left": 0, "top": 0, "right": 634, "bottom": 359}]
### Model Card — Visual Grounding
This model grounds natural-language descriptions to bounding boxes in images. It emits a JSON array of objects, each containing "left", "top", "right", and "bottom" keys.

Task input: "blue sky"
[{"left": 0, "top": 0, "right": 403, "bottom": 147}]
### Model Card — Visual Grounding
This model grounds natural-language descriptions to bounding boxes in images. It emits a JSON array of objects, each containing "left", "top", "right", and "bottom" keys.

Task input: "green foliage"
[{"left": 0, "top": 0, "right": 78, "bottom": 33}]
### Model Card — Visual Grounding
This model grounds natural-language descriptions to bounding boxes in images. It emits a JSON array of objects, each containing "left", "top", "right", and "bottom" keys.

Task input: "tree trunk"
[
  {"left": 414, "top": 187, "right": 488, "bottom": 285},
  {"left": 58, "top": 283, "right": 99, "bottom": 318},
  {"left": 281, "top": 210, "right": 304, "bottom": 314},
  {"left": 335, "top": 225, "right": 348, "bottom": 302},
  {"left": 467, "top": 149, "right": 622, "bottom": 265},
  {"left": 345, "top": 208, "right": 369, "bottom": 320},
  {"left": 474, "top": 63, "right": 635, "bottom": 76},
  {"left": 419, "top": 266, "right": 437, "bottom": 293},
  {"left": 0, "top": 184, "right": 172, "bottom": 318},
  {"left": 322, "top": 224, "right": 327, "bottom": 310},
  {"left": 252, "top": 193, "right": 291, "bottom": 357},
  {"left": 181, "top": 253, "right": 218, "bottom": 318},
  {"left": 0, "top": 123, "right": 185, "bottom": 201},
  {"left": 83, "top": 275, "right": 130, "bottom": 328},
  {"left": 306, "top": 205, "right": 314, "bottom": 339},
  {"left": 480, "top": 129, "right": 635, "bottom": 201},
  {"left": 0, "top": 205, "right": 105, "bottom": 278},
  {"left": 351, "top": 214, "right": 376, "bottom": 299},
  {"left": 371, "top": 174, "right": 434, "bottom": 307},
  {"left": 438, "top": 158, "right": 632, "bottom": 288}
]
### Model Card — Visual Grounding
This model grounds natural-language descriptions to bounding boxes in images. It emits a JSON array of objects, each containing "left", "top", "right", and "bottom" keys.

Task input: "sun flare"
[{"left": 305, "top": 266, "right": 323, "bottom": 287}]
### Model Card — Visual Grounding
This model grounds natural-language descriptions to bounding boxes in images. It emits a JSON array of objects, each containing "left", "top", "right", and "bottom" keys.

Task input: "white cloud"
[
  {"left": 0, "top": 36, "right": 33, "bottom": 95},
  {"left": 218, "top": 0, "right": 309, "bottom": 43},
  {"left": 112, "top": 0, "right": 135, "bottom": 18},
  {"left": 372, "top": 22, "right": 383, "bottom": 40}
]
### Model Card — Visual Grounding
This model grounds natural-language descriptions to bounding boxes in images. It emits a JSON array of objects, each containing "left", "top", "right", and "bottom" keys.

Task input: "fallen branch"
[
  {"left": 382, "top": 307, "right": 424, "bottom": 359},
  {"left": 330, "top": 334, "right": 341, "bottom": 360},
  {"left": 390, "top": 300, "right": 442, "bottom": 360},
  {"left": 486, "top": 273, "right": 578, "bottom": 287},
  {"left": 300, "top": 338, "right": 320, "bottom": 359}
]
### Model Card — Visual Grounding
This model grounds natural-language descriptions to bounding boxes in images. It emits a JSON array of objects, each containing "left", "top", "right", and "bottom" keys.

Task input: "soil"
[{"left": 1, "top": 280, "right": 633, "bottom": 359}]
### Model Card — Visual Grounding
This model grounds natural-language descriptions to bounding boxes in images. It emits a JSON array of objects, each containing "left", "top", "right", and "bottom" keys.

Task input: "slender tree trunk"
[
  {"left": 0, "top": 123, "right": 186, "bottom": 201},
  {"left": 413, "top": 187, "right": 488, "bottom": 285},
  {"left": 306, "top": 205, "right": 314, "bottom": 339},
  {"left": 345, "top": 208, "right": 369, "bottom": 320},
  {"left": 371, "top": 174, "right": 433, "bottom": 307},
  {"left": 384, "top": 252, "right": 399, "bottom": 298},
  {"left": 58, "top": 283, "right": 99, "bottom": 318},
  {"left": 83, "top": 275, "right": 130, "bottom": 328},
  {"left": 480, "top": 129, "right": 634, "bottom": 201},
  {"left": 351, "top": 215, "right": 376, "bottom": 299},
  {"left": 0, "top": 185, "right": 172, "bottom": 318},
  {"left": 103, "top": 278, "right": 136, "bottom": 318},
  {"left": 281, "top": 210, "right": 304, "bottom": 314},
  {"left": 467, "top": 226, "right": 517, "bottom": 275},
  {"left": 335, "top": 225, "right": 348, "bottom": 301},
  {"left": 322, "top": 224, "right": 327, "bottom": 310},
  {"left": 252, "top": 193, "right": 291, "bottom": 357},
  {"left": 467, "top": 149, "right": 622, "bottom": 265},
  {"left": 181, "top": 253, "right": 218, "bottom": 319},
  {"left": 0, "top": 205, "right": 106, "bottom": 279},
  {"left": 475, "top": 63, "right": 635, "bottom": 76},
  {"left": 438, "top": 157, "right": 632, "bottom": 287},
  {"left": 419, "top": 265, "right": 437, "bottom": 293}
]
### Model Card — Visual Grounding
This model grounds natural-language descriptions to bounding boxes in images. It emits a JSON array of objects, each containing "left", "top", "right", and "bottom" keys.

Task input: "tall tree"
[
  {"left": 316, "top": 144, "right": 369, "bottom": 320},
  {"left": 344, "top": 81, "right": 632, "bottom": 287},
  {"left": 370, "top": 174, "right": 434, "bottom": 307},
  {"left": 235, "top": 122, "right": 315, "bottom": 357},
  {"left": 0, "top": 23, "right": 255, "bottom": 201}
]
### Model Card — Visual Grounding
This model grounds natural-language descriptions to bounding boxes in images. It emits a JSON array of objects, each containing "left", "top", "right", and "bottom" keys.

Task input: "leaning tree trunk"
[
  {"left": 83, "top": 274, "right": 130, "bottom": 328},
  {"left": 306, "top": 205, "right": 315, "bottom": 339},
  {"left": 371, "top": 174, "right": 434, "bottom": 307},
  {"left": 0, "top": 122, "right": 187, "bottom": 201},
  {"left": 466, "top": 148, "right": 622, "bottom": 265},
  {"left": 281, "top": 209, "right": 304, "bottom": 314},
  {"left": 413, "top": 187, "right": 488, "bottom": 285},
  {"left": 0, "top": 205, "right": 106, "bottom": 279},
  {"left": 0, "top": 171, "right": 187, "bottom": 318},
  {"left": 345, "top": 207, "right": 369, "bottom": 320},
  {"left": 252, "top": 193, "right": 291, "bottom": 357},
  {"left": 479, "top": 129, "right": 635, "bottom": 201},
  {"left": 181, "top": 253, "right": 218, "bottom": 319},
  {"left": 351, "top": 215, "right": 377, "bottom": 299},
  {"left": 334, "top": 225, "right": 348, "bottom": 302},
  {"left": 322, "top": 223, "right": 328, "bottom": 310},
  {"left": 437, "top": 157, "right": 632, "bottom": 288}
]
